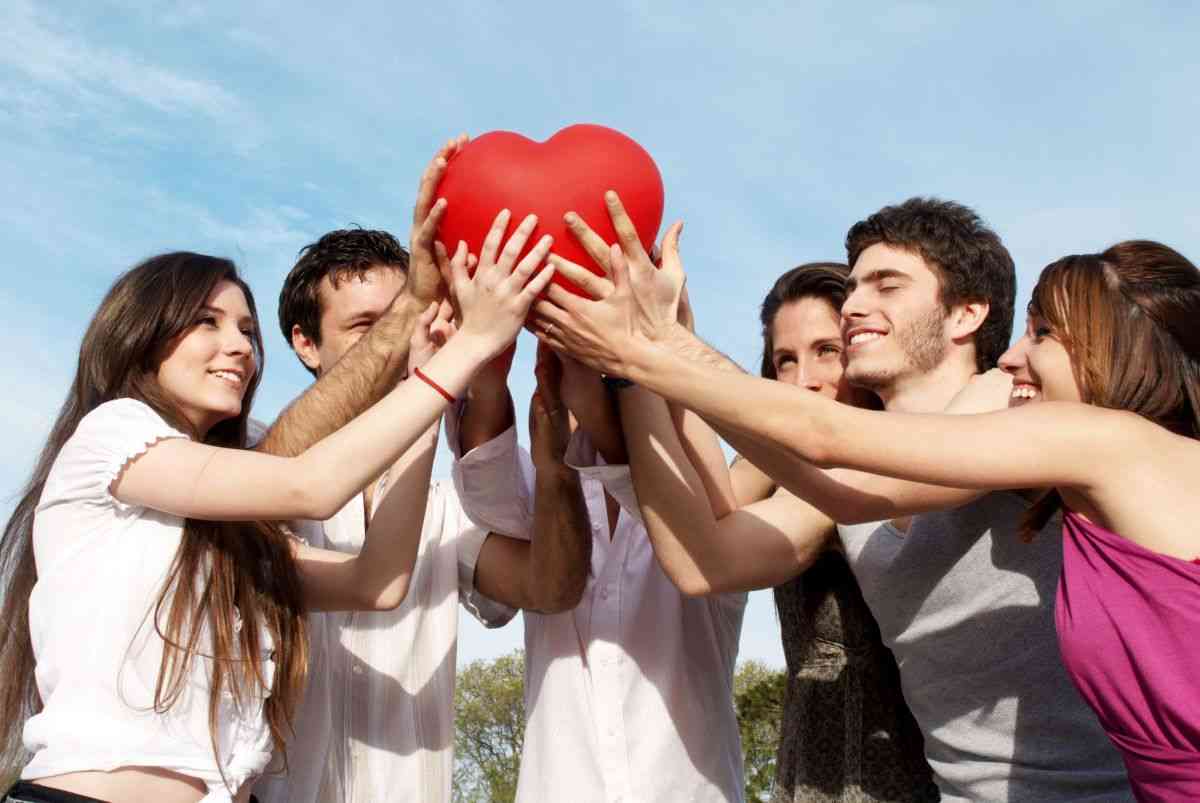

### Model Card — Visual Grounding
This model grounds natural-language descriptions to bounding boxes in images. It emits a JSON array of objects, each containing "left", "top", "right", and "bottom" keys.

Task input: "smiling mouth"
[
  {"left": 1011, "top": 383, "right": 1040, "bottom": 400},
  {"left": 847, "top": 330, "right": 887, "bottom": 348},
  {"left": 209, "top": 370, "right": 244, "bottom": 389}
]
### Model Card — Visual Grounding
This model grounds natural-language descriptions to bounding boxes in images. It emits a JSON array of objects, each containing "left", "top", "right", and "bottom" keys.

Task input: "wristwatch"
[{"left": 600, "top": 374, "right": 636, "bottom": 390}]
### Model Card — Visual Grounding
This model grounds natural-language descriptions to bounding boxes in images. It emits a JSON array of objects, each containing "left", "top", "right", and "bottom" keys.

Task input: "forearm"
[
  {"left": 458, "top": 386, "right": 515, "bottom": 453},
  {"left": 258, "top": 292, "right": 426, "bottom": 457},
  {"left": 571, "top": 387, "right": 627, "bottom": 465},
  {"left": 619, "top": 386, "right": 756, "bottom": 595},
  {"left": 667, "top": 402, "right": 739, "bottom": 517},
  {"left": 353, "top": 424, "right": 439, "bottom": 608},
  {"left": 526, "top": 462, "right": 592, "bottom": 612},
  {"left": 296, "top": 425, "right": 438, "bottom": 611},
  {"left": 294, "top": 335, "right": 489, "bottom": 519}
]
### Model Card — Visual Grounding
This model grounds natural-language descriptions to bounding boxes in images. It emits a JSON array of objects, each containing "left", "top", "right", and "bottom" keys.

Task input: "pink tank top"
[{"left": 1057, "top": 511, "right": 1200, "bottom": 800}]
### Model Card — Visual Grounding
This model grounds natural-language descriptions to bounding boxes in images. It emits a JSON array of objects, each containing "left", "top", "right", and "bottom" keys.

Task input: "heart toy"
[{"left": 435, "top": 124, "right": 664, "bottom": 297}]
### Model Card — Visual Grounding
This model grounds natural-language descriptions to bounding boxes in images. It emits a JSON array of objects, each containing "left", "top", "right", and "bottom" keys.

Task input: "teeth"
[
  {"left": 211, "top": 370, "right": 242, "bottom": 385},
  {"left": 849, "top": 332, "right": 884, "bottom": 345},
  {"left": 1010, "top": 386, "right": 1038, "bottom": 399}
]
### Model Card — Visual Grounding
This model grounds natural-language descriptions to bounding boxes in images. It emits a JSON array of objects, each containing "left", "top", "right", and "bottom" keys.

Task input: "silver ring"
[{"left": 544, "top": 322, "right": 556, "bottom": 336}]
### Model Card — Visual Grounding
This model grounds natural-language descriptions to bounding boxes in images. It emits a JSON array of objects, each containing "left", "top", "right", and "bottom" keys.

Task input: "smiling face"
[
  {"left": 293, "top": 265, "right": 407, "bottom": 375},
  {"left": 769, "top": 296, "right": 851, "bottom": 401},
  {"left": 155, "top": 279, "right": 258, "bottom": 436},
  {"left": 841, "top": 243, "right": 950, "bottom": 393},
  {"left": 998, "top": 315, "right": 1082, "bottom": 405}
]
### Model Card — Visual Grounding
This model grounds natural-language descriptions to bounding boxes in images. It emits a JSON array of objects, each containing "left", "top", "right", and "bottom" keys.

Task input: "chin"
[{"left": 844, "top": 364, "right": 896, "bottom": 394}]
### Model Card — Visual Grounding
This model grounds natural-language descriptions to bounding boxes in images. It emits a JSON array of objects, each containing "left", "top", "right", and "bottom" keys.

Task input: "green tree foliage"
[
  {"left": 735, "top": 660, "right": 787, "bottom": 802},
  {"left": 453, "top": 650, "right": 526, "bottom": 803},
  {"left": 451, "top": 650, "right": 786, "bottom": 803}
]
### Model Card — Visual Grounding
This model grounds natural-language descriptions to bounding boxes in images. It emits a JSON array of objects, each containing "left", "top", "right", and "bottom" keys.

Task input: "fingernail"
[
  {"left": 605, "top": 190, "right": 617, "bottom": 202},
  {"left": 564, "top": 212, "right": 577, "bottom": 224}
]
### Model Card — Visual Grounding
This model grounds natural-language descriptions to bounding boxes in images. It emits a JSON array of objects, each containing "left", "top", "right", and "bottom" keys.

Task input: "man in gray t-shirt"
[{"left": 840, "top": 493, "right": 1128, "bottom": 801}]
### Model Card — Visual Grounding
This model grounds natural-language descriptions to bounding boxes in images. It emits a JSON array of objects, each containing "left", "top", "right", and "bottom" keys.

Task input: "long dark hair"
[
  {"left": 759, "top": 262, "right": 850, "bottom": 379},
  {"left": 1022, "top": 240, "right": 1200, "bottom": 538},
  {"left": 0, "top": 253, "right": 308, "bottom": 778}
]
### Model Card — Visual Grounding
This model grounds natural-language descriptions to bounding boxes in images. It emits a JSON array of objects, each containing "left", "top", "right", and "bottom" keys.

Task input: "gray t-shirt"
[{"left": 838, "top": 492, "right": 1130, "bottom": 802}]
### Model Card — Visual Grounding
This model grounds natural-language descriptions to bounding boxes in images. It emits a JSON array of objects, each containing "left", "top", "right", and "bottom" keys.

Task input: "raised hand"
[
  {"left": 406, "top": 135, "right": 469, "bottom": 306},
  {"left": 408, "top": 299, "right": 457, "bottom": 376},
  {"left": 448, "top": 209, "right": 556, "bottom": 360},
  {"left": 530, "top": 343, "right": 572, "bottom": 470},
  {"left": 530, "top": 191, "right": 685, "bottom": 377}
]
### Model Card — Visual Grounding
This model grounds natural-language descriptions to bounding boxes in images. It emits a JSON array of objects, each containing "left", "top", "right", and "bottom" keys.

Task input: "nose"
[
  {"left": 840, "top": 285, "right": 868, "bottom": 326},
  {"left": 793, "top": 357, "right": 825, "bottom": 393},
  {"left": 998, "top": 335, "right": 1030, "bottom": 375}
]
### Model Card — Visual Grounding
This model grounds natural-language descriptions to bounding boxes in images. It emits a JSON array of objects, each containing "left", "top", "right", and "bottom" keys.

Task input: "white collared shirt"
[
  {"left": 450, "top": 423, "right": 748, "bottom": 803},
  {"left": 256, "top": 478, "right": 513, "bottom": 803}
]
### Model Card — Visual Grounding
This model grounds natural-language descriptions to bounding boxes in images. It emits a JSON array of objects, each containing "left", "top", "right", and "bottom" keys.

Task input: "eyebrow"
[
  {"left": 201, "top": 305, "right": 255, "bottom": 328},
  {"left": 845, "top": 268, "right": 912, "bottom": 294}
]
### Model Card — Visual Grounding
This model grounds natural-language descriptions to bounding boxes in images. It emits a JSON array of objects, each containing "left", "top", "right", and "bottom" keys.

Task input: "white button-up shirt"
[
  {"left": 451, "top": 423, "right": 747, "bottom": 803},
  {"left": 256, "top": 478, "right": 514, "bottom": 803}
]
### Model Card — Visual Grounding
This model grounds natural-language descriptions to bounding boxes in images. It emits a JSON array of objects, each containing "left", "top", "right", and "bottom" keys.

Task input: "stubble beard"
[{"left": 845, "top": 307, "right": 949, "bottom": 394}]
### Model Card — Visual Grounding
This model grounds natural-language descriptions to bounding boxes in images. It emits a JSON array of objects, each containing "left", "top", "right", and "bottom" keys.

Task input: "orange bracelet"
[{"left": 413, "top": 366, "right": 455, "bottom": 403}]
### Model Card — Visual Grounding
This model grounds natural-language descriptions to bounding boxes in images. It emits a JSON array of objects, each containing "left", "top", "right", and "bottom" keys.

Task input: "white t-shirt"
[{"left": 22, "top": 399, "right": 275, "bottom": 803}]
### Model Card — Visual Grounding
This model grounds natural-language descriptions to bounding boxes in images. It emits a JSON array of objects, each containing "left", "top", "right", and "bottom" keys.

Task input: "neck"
[{"left": 875, "top": 355, "right": 977, "bottom": 413}]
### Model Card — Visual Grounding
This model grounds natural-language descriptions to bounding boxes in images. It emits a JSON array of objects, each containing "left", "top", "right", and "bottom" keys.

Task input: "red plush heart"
[{"left": 435, "top": 124, "right": 664, "bottom": 297}]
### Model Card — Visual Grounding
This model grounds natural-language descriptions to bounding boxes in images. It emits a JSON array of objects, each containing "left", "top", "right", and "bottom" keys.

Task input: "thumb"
[{"left": 660, "top": 221, "right": 685, "bottom": 284}]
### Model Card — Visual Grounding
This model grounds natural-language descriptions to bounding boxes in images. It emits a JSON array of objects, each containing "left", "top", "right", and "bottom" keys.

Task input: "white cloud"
[{"left": 1, "top": 0, "right": 246, "bottom": 130}]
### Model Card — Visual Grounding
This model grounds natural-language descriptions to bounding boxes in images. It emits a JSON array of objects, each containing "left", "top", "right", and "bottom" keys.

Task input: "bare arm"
[
  {"left": 538, "top": 252, "right": 984, "bottom": 523},
  {"left": 115, "top": 215, "right": 557, "bottom": 523},
  {"left": 472, "top": 349, "right": 591, "bottom": 612},
  {"left": 258, "top": 138, "right": 463, "bottom": 457},
  {"left": 618, "top": 383, "right": 834, "bottom": 595},
  {"left": 292, "top": 421, "right": 439, "bottom": 611}
]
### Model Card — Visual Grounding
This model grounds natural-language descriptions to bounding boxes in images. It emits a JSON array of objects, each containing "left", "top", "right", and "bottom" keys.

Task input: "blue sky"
[{"left": 3, "top": 0, "right": 1197, "bottom": 668}]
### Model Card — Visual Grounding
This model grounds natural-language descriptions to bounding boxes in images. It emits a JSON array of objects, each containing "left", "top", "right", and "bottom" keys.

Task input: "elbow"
[
  {"left": 291, "top": 470, "right": 341, "bottom": 522},
  {"left": 364, "top": 577, "right": 412, "bottom": 612},
  {"left": 672, "top": 569, "right": 717, "bottom": 599}
]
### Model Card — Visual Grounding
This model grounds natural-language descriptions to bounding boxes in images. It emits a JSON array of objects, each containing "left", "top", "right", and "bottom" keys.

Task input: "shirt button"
[
  {"left": 599, "top": 587, "right": 609, "bottom": 600},
  {"left": 591, "top": 522, "right": 601, "bottom": 532},
  {"left": 352, "top": 663, "right": 364, "bottom": 675}
]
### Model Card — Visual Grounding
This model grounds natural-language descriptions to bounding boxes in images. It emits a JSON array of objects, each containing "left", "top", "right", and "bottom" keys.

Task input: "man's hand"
[
  {"left": 530, "top": 344, "right": 571, "bottom": 471},
  {"left": 405, "top": 135, "right": 468, "bottom": 306},
  {"left": 532, "top": 191, "right": 686, "bottom": 376}
]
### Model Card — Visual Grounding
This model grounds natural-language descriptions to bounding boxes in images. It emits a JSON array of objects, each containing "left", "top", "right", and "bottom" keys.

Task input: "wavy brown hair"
[
  {"left": 1022, "top": 240, "right": 1200, "bottom": 538},
  {"left": 0, "top": 253, "right": 308, "bottom": 782}
]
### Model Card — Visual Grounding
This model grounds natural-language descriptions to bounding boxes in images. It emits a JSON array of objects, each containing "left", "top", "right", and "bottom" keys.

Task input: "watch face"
[{"left": 601, "top": 375, "right": 635, "bottom": 390}]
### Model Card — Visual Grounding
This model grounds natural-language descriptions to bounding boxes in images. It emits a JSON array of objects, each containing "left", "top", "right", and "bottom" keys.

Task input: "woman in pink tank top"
[{"left": 543, "top": 235, "right": 1200, "bottom": 801}]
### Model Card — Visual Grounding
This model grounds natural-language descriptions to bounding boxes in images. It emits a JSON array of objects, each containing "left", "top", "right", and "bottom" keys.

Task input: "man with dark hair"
[
  {"left": 253, "top": 144, "right": 592, "bottom": 803},
  {"left": 533, "top": 194, "right": 1132, "bottom": 801},
  {"left": 277, "top": 227, "right": 411, "bottom": 378}
]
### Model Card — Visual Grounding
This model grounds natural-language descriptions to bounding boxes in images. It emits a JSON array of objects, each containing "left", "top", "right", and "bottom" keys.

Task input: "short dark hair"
[
  {"left": 759, "top": 262, "right": 849, "bottom": 379},
  {"left": 845, "top": 197, "right": 1015, "bottom": 371},
  {"left": 278, "top": 227, "right": 409, "bottom": 349}
]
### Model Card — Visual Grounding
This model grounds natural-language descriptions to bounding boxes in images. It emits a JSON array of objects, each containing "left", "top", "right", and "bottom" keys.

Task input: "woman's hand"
[{"left": 449, "top": 209, "right": 556, "bottom": 360}]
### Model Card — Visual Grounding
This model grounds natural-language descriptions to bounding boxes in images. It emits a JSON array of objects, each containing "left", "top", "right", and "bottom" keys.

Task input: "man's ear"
[
  {"left": 291, "top": 324, "right": 322, "bottom": 374},
  {"left": 948, "top": 299, "right": 990, "bottom": 342}
]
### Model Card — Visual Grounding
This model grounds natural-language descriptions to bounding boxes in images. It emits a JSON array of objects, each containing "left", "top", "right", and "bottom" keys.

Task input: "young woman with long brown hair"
[
  {"left": 541, "top": 236, "right": 1200, "bottom": 801},
  {"left": 0, "top": 216, "right": 554, "bottom": 803}
]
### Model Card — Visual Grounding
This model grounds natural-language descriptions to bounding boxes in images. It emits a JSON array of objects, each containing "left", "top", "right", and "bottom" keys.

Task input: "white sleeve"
[
  {"left": 436, "top": 484, "right": 519, "bottom": 628},
  {"left": 44, "top": 398, "right": 190, "bottom": 516},
  {"left": 445, "top": 401, "right": 536, "bottom": 540},
  {"left": 564, "top": 429, "right": 643, "bottom": 525}
]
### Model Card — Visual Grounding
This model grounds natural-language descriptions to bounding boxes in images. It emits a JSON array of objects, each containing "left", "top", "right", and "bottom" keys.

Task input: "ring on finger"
[{"left": 544, "top": 321, "right": 557, "bottom": 336}]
